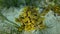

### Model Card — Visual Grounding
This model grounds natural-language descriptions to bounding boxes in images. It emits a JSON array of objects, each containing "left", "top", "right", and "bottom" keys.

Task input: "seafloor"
[{"left": 0, "top": 0, "right": 60, "bottom": 34}]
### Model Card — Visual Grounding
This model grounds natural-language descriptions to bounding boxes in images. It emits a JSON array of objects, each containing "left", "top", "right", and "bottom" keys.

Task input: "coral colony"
[
  {"left": 15, "top": 6, "right": 46, "bottom": 31},
  {"left": 15, "top": 5, "right": 60, "bottom": 32}
]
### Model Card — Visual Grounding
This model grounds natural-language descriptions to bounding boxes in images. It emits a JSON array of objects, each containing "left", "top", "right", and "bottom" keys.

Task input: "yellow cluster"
[
  {"left": 15, "top": 6, "right": 46, "bottom": 32},
  {"left": 53, "top": 5, "right": 60, "bottom": 16}
]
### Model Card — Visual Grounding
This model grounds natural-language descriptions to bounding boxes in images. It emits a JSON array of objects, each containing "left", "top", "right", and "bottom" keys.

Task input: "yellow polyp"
[
  {"left": 22, "top": 13, "right": 27, "bottom": 17},
  {"left": 28, "top": 11, "right": 31, "bottom": 16},
  {"left": 31, "top": 27, "right": 35, "bottom": 31},
  {"left": 30, "top": 15, "right": 37, "bottom": 19},
  {"left": 31, "top": 20, "right": 35, "bottom": 24},
  {"left": 24, "top": 24, "right": 35, "bottom": 31},
  {"left": 28, "top": 23, "right": 31, "bottom": 25},
  {"left": 25, "top": 17, "right": 29, "bottom": 22},
  {"left": 38, "top": 24, "right": 46, "bottom": 30},
  {"left": 22, "top": 17, "right": 29, "bottom": 23},
  {"left": 31, "top": 25, "right": 35, "bottom": 30},
  {"left": 25, "top": 25, "right": 31, "bottom": 31},
  {"left": 28, "top": 20, "right": 30, "bottom": 23},
  {"left": 23, "top": 6, "right": 29, "bottom": 11},
  {"left": 22, "top": 19, "right": 26, "bottom": 23}
]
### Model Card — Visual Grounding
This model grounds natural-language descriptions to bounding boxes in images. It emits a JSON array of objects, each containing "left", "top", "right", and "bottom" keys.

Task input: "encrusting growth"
[
  {"left": 52, "top": 5, "right": 60, "bottom": 16},
  {"left": 15, "top": 6, "right": 46, "bottom": 32}
]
